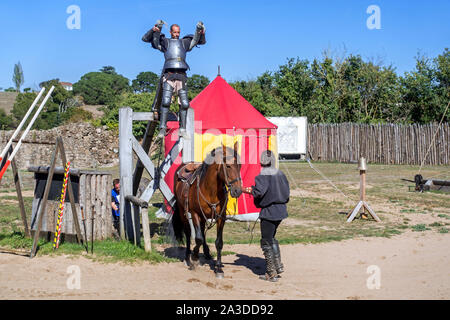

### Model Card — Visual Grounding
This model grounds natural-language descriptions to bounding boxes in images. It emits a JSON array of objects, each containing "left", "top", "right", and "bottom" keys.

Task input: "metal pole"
[
  {"left": 80, "top": 204, "right": 89, "bottom": 253},
  {"left": 91, "top": 204, "right": 95, "bottom": 254},
  {"left": 0, "top": 87, "right": 45, "bottom": 162},
  {"left": 0, "top": 86, "right": 55, "bottom": 181}
]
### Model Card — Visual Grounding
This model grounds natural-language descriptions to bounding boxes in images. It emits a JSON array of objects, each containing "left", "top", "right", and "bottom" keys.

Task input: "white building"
[{"left": 59, "top": 82, "right": 73, "bottom": 91}]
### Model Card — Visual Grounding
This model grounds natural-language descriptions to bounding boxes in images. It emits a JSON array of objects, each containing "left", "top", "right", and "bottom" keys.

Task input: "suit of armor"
[{"left": 142, "top": 22, "right": 206, "bottom": 138}]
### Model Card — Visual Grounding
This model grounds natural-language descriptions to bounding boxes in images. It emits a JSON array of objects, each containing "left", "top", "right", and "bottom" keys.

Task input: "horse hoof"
[
  {"left": 189, "top": 264, "right": 196, "bottom": 271},
  {"left": 204, "top": 254, "right": 213, "bottom": 260},
  {"left": 215, "top": 272, "right": 224, "bottom": 279}
]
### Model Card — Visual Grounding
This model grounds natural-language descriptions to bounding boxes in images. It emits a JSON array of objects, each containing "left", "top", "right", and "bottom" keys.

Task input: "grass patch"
[
  {"left": 411, "top": 224, "right": 431, "bottom": 232},
  {"left": 0, "top": 230, "right": 178, "bottom": 264},
  {"left": 438, "top": 214, "right": 450, "bottom": 220},
  {"left": 438, "top": 228, "right": 449, "bottom": 234},
  {"left": 429, "top": 222, "right": 443, "bottom": 227}
]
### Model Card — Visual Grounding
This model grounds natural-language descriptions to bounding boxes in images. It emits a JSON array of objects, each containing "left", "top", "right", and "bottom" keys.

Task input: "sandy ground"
[{"left": 0, "top": 230, "right": 449, "bottom": 300}]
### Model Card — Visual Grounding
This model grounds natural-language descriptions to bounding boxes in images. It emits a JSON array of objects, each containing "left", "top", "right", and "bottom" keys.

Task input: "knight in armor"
[{"left": 142, "top": 21, "right": 206, "bottom": 139}]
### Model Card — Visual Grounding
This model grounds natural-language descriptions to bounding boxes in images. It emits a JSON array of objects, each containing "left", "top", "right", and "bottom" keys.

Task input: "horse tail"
[{"left": 171, "top": 202, "right": 184, "bottom": 244}]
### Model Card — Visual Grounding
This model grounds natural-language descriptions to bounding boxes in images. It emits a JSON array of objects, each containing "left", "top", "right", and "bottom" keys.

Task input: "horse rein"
[{"left": 195, "top": 156, "right": 242, "bottom": 230}]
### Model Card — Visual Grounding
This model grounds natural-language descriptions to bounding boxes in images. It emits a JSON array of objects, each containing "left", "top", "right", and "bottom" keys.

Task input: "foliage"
[
  {"left": 101, "top": 92, "right": 155, "bottom": 138},
  {"left": 12, "top": 62, "right": 24, "bottom": 92},
  {"left": 187, "top": 74, "right": 210, "bottom": 100},
  {"left": 0, "top": 109, "right": 14, "bottom": 130},
  {"left": 73, "top": 67, "right": 131, "bottom": 105},
  {"left": 132, "top": 71, "right": 159, "bottom": 93},
  {"left": 11, "top": 80, "right": 72, "bottom": 130},
  {"left": 229, "top": 48, "right": 449, "bottom": 124},
  {"left": 61, "top": 107, "right": 93, "bottom": 123}
]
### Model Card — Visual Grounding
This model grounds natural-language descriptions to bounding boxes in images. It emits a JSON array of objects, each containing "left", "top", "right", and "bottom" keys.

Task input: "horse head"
[{"left": 208, "top": 142, "right": 242, "bottom": 198}]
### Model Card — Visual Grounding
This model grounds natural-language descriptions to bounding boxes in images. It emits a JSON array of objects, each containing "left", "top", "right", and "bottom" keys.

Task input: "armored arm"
[
  {"left": 142, "top": 20, "right": 167, "bottom": 51},
  {"left": 187, "top": 21, "right": 206, "bottom": 51}
]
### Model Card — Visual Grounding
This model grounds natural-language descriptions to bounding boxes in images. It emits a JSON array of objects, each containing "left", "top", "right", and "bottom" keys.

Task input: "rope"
[
  {"left": 53, "top": 161, "right": 70, "bottom": 249},
  {"left": 306, "top": 158, "right": 356, "bottom": 202},
  {"left": 280, "top": 161, "right": 307, "bottom": 205},
  {"left": 418, "top": 101, "right": 450, "bottom": 174}
]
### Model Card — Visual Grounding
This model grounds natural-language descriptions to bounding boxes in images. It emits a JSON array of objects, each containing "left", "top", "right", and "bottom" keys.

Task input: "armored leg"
[
  {"left": 272, "top": 238, "right": 284, "bottom": 277},
  {"left": 178, "top": 88, "right": 190, "bottom": 139},
  {"left": 259, "top": 239, "right": 278, "bottom": 282},
  {"left": 158, "top": 82, "right": 174, "bottom": 138}
]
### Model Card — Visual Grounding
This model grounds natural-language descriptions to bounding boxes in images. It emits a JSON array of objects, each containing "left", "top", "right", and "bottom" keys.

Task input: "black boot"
[
  {"left": 178, "top": 108, "right": 189, "bottom": 139},
  {"left": 259, "top": 239, "right": 278, "bottom": 282},
  {"left": 157, "top": 107, "right": 169, "bottom": 138},
  {"left": 272, "top": 238, "right": 284, "bottom": 277}
]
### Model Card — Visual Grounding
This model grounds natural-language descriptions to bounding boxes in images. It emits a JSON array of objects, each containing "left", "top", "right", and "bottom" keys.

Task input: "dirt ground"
[{"left": 1, "top": 230, "right": 448, "bottom": 300}]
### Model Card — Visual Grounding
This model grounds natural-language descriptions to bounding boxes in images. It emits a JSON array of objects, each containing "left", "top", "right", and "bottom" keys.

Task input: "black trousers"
[{"left": 260, "top": 218, "right": 281, "bottom": 244}]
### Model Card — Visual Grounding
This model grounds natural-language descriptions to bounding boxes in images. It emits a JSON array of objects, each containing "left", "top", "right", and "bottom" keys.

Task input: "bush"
[
  {"left": 73, "top": 68, "right": 131, "bottom": 105},
  {"left": 61, "top": 107, "right": 94, "bottom": 123}
]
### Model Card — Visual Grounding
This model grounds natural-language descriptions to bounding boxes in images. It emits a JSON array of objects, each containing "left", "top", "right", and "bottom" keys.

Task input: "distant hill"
[{"left": 0, "top": 92, "right": 18, "bottom": 114}]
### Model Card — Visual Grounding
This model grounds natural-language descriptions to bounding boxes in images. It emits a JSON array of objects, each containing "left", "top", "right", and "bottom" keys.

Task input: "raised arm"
[
  {"left": 142, "top": 25, "right": 166, "bottom": 51},
  {"left": 185, "top": 21, "right": 206, "bottom": 51}
]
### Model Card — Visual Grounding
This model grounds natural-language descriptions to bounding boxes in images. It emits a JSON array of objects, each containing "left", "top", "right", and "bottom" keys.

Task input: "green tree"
[
  {"left": 101, "top": 92, "right": 156, "bottom": 138},
  {"left": 132, "top": 71, "right": 159, "bottom": 93},
  {"left": 73, "top": 68, "right": 131, "bottom": 105},
  {"left": 400, "top": 53, "right": 441, "bottom": 123},
  {"left": 12, "top": 62, "right": 24, "bottom": 92},
  {"left": 100, "top": 66, "right": 117, "bottom": 74},
  {"left": 187, "top": 74, "right": 210, "bottom": 100},
  {"left": 0, "top": 109, "right": 14, "bottom": 130}
]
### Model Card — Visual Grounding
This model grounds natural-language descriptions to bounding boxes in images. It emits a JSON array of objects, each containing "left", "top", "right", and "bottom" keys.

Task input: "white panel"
[{"left": 267, "top": 117, "right": 308, "bottom": 155}]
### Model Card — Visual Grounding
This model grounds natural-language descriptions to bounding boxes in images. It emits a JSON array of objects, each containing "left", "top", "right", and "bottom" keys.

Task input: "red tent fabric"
[{"left": 190, "top": 76, "right": 277, "bottom": 130}]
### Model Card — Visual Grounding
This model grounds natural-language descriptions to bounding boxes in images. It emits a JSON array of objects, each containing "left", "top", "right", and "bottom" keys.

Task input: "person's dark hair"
[
  {"left": 113, "top": 178, "right": 120, "bottom": 186},
  {"left": 260, "top": 150, "right": 275, "bottom": 167},
  {"left": 170, "top": 24, "right": 180, "bottom": 32}
]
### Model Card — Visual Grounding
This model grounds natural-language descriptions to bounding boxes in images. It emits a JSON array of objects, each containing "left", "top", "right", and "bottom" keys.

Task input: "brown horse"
[{"left": 172, "top": 142, "right": 243, "bottom": 277}]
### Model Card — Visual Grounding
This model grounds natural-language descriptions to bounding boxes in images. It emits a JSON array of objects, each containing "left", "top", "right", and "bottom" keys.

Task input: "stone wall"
[{"left": 0, "top": 122, "right": 119, "bottom": 169}]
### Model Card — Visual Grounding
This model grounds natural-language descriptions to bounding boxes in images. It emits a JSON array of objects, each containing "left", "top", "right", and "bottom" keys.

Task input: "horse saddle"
[{"left": 177, "top": 162, "right": 202, "bottom": 185}]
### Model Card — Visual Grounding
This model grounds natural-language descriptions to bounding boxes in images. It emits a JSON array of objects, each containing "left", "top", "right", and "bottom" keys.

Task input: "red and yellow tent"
[{"left": 164, "top": 76, "right": 278, "bottom": 221}]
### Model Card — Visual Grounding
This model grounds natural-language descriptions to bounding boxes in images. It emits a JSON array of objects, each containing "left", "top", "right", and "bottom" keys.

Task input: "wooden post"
[
  {"left": 10, "top": 154, "right": 30, "bottom": 237},
  {"left": 30, "top": 139, "right": 60, "bottom": 258},
  {"left": 58, "top": 137, "right": 82, "bottom": 244},
  {"left": 347, "top": 157, "right": 381, "bottom": 223},
  {"left": 119, "top": 107, "right": 133, "bottom": 240},
  {"left": 182, "top": 108, "right": 195, "bottom": 163}
]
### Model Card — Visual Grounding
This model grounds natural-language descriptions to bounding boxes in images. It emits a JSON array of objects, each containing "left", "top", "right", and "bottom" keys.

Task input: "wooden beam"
[
  {"left": 141, "top": 207, "right": 151, "bottom": 252},
  {"left": 11, "top": 157, "right": 30, "bottom": 237},
  {"left": 182, "top": 108, "right": 195, "bottom": 163},
  {"left": 133, "top": 120, "right": 157, "bottom": 195},
  {"left": 58, "top": 137, "right": 82, "bottom": 244},
  {"left": 119, "top": 107, "right": 134, "bottom": 240},
  {"left": 132, "top": 112, "right": 154, "bottom": 121},
  {"left": 30, "top": 139, "right": 59, "bottom": 258},
  {"left": 125, "top": 195, "right": 148, "bottom": 208}
]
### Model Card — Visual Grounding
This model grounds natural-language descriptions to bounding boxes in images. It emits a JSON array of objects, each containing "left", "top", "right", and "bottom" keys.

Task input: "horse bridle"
[{"left": 196, "top": 155, "right": 242, "bottom": 230}]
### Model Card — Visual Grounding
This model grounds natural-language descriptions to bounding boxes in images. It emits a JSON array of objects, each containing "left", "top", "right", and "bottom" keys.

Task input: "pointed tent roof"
[{"left": 190, "top": 76, "right": 277, "bottom": 129}]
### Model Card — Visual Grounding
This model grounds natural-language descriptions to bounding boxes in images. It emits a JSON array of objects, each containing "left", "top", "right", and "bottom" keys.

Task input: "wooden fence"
[{"left": 307, "top": 123, "right": 450, "bottom": 165}]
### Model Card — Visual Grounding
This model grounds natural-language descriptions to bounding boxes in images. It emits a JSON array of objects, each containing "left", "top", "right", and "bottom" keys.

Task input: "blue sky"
[{"left": 0, "top": 0, "right": 449, "bottom": 90}]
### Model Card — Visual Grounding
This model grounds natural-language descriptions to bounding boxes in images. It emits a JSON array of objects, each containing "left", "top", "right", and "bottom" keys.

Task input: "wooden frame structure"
[
  {"left": 118, "top": 107, "right": 194, "bottom": 244},
  {"left": 30, "top": 137, "right": 85, "bottom": 257},
  {"left": 347, "top": 157, "right": 381, "bottom": 223}
]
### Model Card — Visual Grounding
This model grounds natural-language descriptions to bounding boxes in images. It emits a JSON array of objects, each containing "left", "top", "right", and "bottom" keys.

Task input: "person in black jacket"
[{"left": 243, "top": 150, "right": 290, "bottom": 282}]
